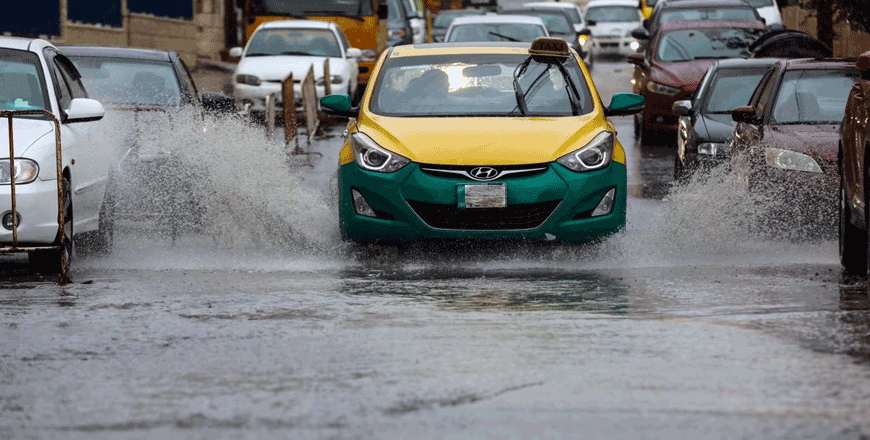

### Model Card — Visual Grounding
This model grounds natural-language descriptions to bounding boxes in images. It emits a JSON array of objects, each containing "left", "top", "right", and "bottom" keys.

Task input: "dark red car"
[
  {"left": 838, "top": 52, "right": 870, "bottom": 275},
  {"left": 629, "top": 20, "right": 765, "bottom": 145},
  {"left": 729, "top": 58, "right": 858, "bottom": 239}
]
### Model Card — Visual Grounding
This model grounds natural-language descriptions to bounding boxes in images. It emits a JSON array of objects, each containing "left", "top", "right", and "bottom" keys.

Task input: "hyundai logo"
[{"left": 469, "top": 167, "right": 499, "bottom": 181}]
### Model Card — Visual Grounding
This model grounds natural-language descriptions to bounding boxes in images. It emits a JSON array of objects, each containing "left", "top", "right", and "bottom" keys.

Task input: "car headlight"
[
  {"left": 235, "top": 74, "right": 261, "bottom": 86},
  {"left": 351, "top": 132, "right": 411, "bottom": 173},
  {"left": 698, "top": 142, "right": 726, "bottom": 156},
  {"left": 0, "top": 158, "right": 39, "bottom": 184},
  {"left": 646, "top": 81, "right": 680, "bottom": 95},
  {"left": 764, "top": 148, "right": 822, "bottom": 173},
  {"left": 579, "top": 34, "right": 589, "bottom": 47},
  {"left": 629, "top": 40, "right": 640, "bottom": 51},
  {"left": 556, "top": 131, "right": 613, "bottom": 172},
  {"left": 317, "top": 75, "right": 344, "bottom": 86}
]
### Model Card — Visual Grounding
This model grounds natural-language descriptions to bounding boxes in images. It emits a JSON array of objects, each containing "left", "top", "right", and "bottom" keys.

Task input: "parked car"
[
  {"left": 385, "top": 0, "right": 414, "bottom": 47},
  {"left": 501, "top": 7, "right": 594, "bottom": 68},
  {"left": 838, "top": 52, "right": 870, "bottom": 274},
  {"left": 629, "top": 20, "right": 765, "bottom": 145},
  {"left": 583, "top": 0, "right": 642, "bottom": 58},
  {"left": 229, "top": 20, "right": 362, "bottom": 117},
  {"left": 432, "top": 9, "right": 485, "bottom": 42},
  {"left": 402, "top": 0, "right": 427, "bottom": 44},
  {"left": 0, "top": 37, "right": 108, "bottom": 274},
  {"left": 672, "top": 58, "right": 779, "bottom": 180},
  {"left": 319, "top": 37, "right": 644, "bottom": 243},
  {"left": 61, "top": 45, "right": 235, "bottom": 244},
  {"left": 729, "top": 58, "right": 857, "bottom": 236},
  {"left": 445, "top": 15, "right": 549, "bottom": 43},
  {"left": 644, "top": 0, "right": 765, "bottom": 37}
]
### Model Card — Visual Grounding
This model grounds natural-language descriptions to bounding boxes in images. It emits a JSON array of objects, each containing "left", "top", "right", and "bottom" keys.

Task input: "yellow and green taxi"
[{"left": 320, "top": 38, "right": 644, "bottom": 244}]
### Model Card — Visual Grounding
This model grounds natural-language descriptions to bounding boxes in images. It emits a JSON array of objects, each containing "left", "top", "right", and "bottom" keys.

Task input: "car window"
[
  {"left": 447, "top": 23, "right": 548, "bottom": 43},
  {"left": 0, "top": 47, "right": 50, "bottom": 112},
  {"left": 336, "top": 29, "right": 351, "bottom": 53},
  {"left": 532, "top": 12, "right": 573, "bottom": 34},
  {"left": 746, "top": 0, "right": 773, "bottom": 5},
  {"left": 660, "top": 7, "right": 758, "bottom": 24},
  {"left": 55, "top": 55, "right": 88, "bottom": 100},
  {"left": 771, "top": 69, "right": 858, "bottom": 124},
  {"left": 655, "top": 28, "right": 761, "bottom": 62},
  {"left": 67, "top": 57, "right": 183, "bottom": 106},
  {"left": 246, "top": 28, "right": 342, "bottom": 58},
  {"left": 47, "top": 56, "right": 73, "bottom": 111},
  {"left": 585, "top": 6, "right": 639, "bottom": 22},
  {"left": 701, "top": 67, "right": 769, "bottom": 114},
  {"left": 178, "top": 58, "right": 199, "bottom": 104},
  {"left": 370, "top": 53, "right": 595, "bottom": 117}
]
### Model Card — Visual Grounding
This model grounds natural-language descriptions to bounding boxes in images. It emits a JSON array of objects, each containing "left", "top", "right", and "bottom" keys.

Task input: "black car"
[
  {"left": 60, "top": 46, "right": 234, "bottom": 243},
  {"left": 432, "top": 9, "right": 485, "bottom": 42},
  {"left": 672, "top": 57, "right": 779, "bottom": 180},
  {"left": 501, "top": 7, "right": 593, "bottom": 67}
]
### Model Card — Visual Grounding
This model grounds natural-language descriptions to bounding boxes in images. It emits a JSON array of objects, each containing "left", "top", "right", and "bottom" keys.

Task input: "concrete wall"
[
  {"left": 51, "top": 0, "right": 226, "bottom": 67},
  {"left": 781, "top": 5, "right": 870, "bottom": 57}
]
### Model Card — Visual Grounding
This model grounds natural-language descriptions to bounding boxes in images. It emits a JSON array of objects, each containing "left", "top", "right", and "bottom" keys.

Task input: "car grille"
[
  {"left": 418, "top": 163, "right": 549, "bottom": 181},
  {"left": 406, "top": 199, "right": 561, "bottom": 230}
]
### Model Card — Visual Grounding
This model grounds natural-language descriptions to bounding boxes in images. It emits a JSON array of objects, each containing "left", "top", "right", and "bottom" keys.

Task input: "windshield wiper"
[
  {"left": 243, "top": 52, "right": 272, "bottom": 57},
  {"left": 488, "top": 31, "right": 520, "bottom": 42},
  {"left": 511, "top": 58, "right": 533, "bottom": 116},
  {"left": 279, "top": 51, "right": 317, "bottom": 56}
]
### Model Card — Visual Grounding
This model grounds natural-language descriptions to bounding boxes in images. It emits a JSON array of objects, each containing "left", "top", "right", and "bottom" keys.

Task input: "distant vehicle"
[
  {"left": 645, "top": 0, "right": 765, "bottom": 37},
  {"left": 729, "top": 58, "right": 857, "bottom": 237},
  {"left": 432, "top": 9, "right": 485, "bottom": 42},
  {"left": 319, "top": 38, "right": 644, "bottom": 243},
  {"left": 229, "top": 20, "right": 361, "bottom": 116},
  {"left": 628, "top": 20, "right": 765, "bottom": 145},
  {"left": 62, "top": 45, "right": 236, "bottom": 244},
  {"left": 402, "top": 0, "right": 427, "bottom": 44},
  {"left": 523, "top": 2, "right": 588, "bottom": 34},
  {"left": 240, "top": 0, "right": 386, "bottom": 89},
  {"left": 583, "top": 0, "right": 642, "bottom": 58},
  {"left": 501, "top": 7, "right": 593, "bottom": 67},
  {"left": 671, "top": 58, "right": 779, "bottom": 180},
  {"left": 838, "top": 52, "right": 870, "bottom": 275},
  {"left": 0, "top": 37, "right": 108, "bottom": 274},
  {"left": 385, "top": 0, "right": 414, "bottom": 46},
  {"left": 743, "top": 0, "right": 783, "bottom": 25},
  {"left": 445, "top": 15, "right": 549, "bottom": 43}
]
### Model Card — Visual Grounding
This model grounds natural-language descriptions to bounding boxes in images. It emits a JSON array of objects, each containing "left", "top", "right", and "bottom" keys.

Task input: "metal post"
[
  {"left": 7, "top": 116, "right": 17, "bottom": 247},
  {"left": 265, "top": 93, "right": 276, "bottom": 138},
  {"left": 282, "top": 73, "right": 297, "bottom": 146},
  {"left": 323, "top": 58, "right": 332, "bottom": 96}
]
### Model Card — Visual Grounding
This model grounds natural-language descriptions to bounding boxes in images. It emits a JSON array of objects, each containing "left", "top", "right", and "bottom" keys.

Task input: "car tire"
[
  {"left": 840, "top": 153, "right": 868, "bottom": 275},
  {"left": 673, "top": 152, "right": 685, "bottom": 182},
  {"left": 29, "top": 176, "right": 73, "bottom": 275}
]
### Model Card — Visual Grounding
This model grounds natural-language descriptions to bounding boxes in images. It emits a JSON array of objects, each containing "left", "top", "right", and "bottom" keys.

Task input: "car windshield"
[
  {"left": 508, "top": 12, "right": 573, "bottom": 34},
  {"left": 771, "top": 69, "right": 858, "bottom": 124},
  {"left": 656, "top": 27, "right": 762, "bottom": 62},
  {"left": 448, "top": 23, "right": 547, "bottom": 42},
  {"left": 246, "top": 28, "right": 341, "bottom": 58},
  {"left": 370, "top": 53, "right": 594, "bottom": 117},
  {"left": 585, "top": 6, "right": 639, "bottom": 23},
  {"left": 434, "top": 13, "right": 465, "bottom": 28},
  {"left": 660, "top": 7, "right": 758, "bottom": 24},
  {"left": 67, "top": 57, "right": 183, "bottom": 106},
  {"left": 702, "top": 67, "right": 769, "bottom": 114},
  {"left": 0, "top": 48, "right": 50, "bottom": 114}
]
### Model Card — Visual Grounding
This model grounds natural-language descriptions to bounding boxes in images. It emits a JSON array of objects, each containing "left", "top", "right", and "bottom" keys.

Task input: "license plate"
[{"left": 459, "top": 184, "right": 506, "bottom": 209}]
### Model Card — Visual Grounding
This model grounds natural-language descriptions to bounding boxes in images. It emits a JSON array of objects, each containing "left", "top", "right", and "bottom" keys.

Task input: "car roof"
[
  {"left": 389, "top": 42, "right": 536, "bottom": 58},
  {"left": 713, "top": 57, "right": 781, "bottom": 69},
  {"left": 501, "top": 7, "right": 572, "bottom": 17},
  {"left": 451, "top": 15, "right": 546, "bottom": 26},
  {"left": 780, "top": 58, "right": 858, "bottom": 69},
  {"left": 0, "top": 36, "right": 47, "bottom": 52},
  {"left": 256, "top": 19, "right": 334, "bottom": 30},
  {"left": 436, "top": 9, "right": 485, "bottom": 15},
  {"left": 657, "top": 20, "right": 765, "bottom": 31},
  {"left": 59, "top": 45, "right": 174, "bottom": 62},
  {"left": 660, "top": 0, "right": 753, "bottom": 8},
  {"left": 523, "top": 2, "right": 580, "bottom": 9},
  {"left": 585, "top": 0, "right": 640, "bottom": 7}
]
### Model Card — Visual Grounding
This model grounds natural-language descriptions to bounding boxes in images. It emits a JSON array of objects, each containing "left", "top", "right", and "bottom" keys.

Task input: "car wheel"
[
  {"left": 29, "top": 176, "right": 73, "bottom": 275},
  {"left": 673, "top": 152, "right": 685, "bottom": 182},
  {"left": 840, "top": 150, "right": 868, "bottom": 275}
]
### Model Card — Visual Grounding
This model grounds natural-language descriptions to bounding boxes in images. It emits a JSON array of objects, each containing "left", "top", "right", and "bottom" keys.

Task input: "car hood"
[
  {"left": 589, "top": 22, "right": 635, "bottom": 37},
  {"left": 361, "top": 113, "right": 605, "bottom": 165},
  {"left": 651, "top": 59, "right": 717, "bottom": 89},
  {"left": 236, "top": 56, "right": 348, "bottom": 82},
  {"left": 765, "top": 124, "right": 839, "bottom": 160},
  {"left": 0, "top": 118, "right": 55, "bottom": 157},
  {"left": 699, "top": 113, "right": 736, "bottom": 143}
]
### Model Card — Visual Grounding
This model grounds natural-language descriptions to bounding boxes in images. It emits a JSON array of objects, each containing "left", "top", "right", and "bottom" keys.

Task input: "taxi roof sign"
[{"left": 529, "top": 37, "right": 570, "bottom": 58}]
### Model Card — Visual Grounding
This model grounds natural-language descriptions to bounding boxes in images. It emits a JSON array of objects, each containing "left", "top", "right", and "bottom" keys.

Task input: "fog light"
[
  {"left": 591, "top": 188, "right": 616, "bottom": 217},
  {"left": 351, "top": 189, "right": 376, "bottom": 217},
  {"left": 2, "top": 212, "right": 20, "bottom": 230}
]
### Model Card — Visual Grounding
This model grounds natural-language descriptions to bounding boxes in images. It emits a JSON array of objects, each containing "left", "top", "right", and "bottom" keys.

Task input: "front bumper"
[
  {"left": 642, "top": 89, "right": 693, "bottom": 133},
  {"left": 592, "top": 36, "right": 636, "bottom": 56},
  {"left": 0, "top": 178, "right": 61, "bottom": 245},
  {"left": 234, "top": 79, "right": 350, "bottom": 112},
  {"left": 338, "top": 161, "right": 627, "bottom": 243},
  {"left": 742, "top": 158, "right": 837, "bottom": 228}
]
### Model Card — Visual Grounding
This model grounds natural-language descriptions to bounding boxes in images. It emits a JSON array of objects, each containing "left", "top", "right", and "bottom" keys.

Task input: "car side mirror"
[
  {"left": 201, "top": 92, "right": 235, "bottom": 114},
  {"left": 578, "top": 28, "right": 592, "bottom": 36},
  {"left": 731, "top": 106, "right": 758, "bottom": 124},
  {"left": 672, "top": 100, "right": 692, "bottom": 117},
  {"left": 630, "top": 27, "right": 649, "bottom": 40},
  {"left": 320, "top": 94, "right": 359, "bottom": 118},
  {"left": 65, "top": 98, "right": 104, "bottom": 123},
  {"left": 346, "top": 47, "right": 363, "bottom": 59},
  {"left": 228, "top": 47, "right": 243, "bottom": 58},
  {"left": 626, "top": 53, "right": 644, "bottom": 66},
  {"left": 604, "top": 93, "right": 645, "bottom": 117},
  {"left": 378, "top": 3, "right": 388, "bottom": 20}
]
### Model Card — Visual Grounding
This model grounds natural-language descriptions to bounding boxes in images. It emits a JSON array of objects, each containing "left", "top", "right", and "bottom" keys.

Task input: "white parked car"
[
  {"left": 747, "top": 0, "right": 782, "bottom": 25},
  {"left": 523, "top": 2, "right": 587, "bottom": 34},
  {"left": 0, "top": 37, "right": 110, "bottom": 274},
  {"left": 446, "top": 15, "right": 549, "bottom": 43},
  {"left": 583, "top": 0, "right": 642, "bottom": 57},
  {"left": 230, "top": 20, "right": 361, "bottom": 116},
  {"left": 403, "top": 0, "right": 427, "bottom": 44}
]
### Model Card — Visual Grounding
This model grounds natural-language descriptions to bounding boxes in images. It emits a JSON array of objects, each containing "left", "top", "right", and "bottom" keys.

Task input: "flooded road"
[{"left": 2, "top": 60, "right": 870, "bottom": 439}]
